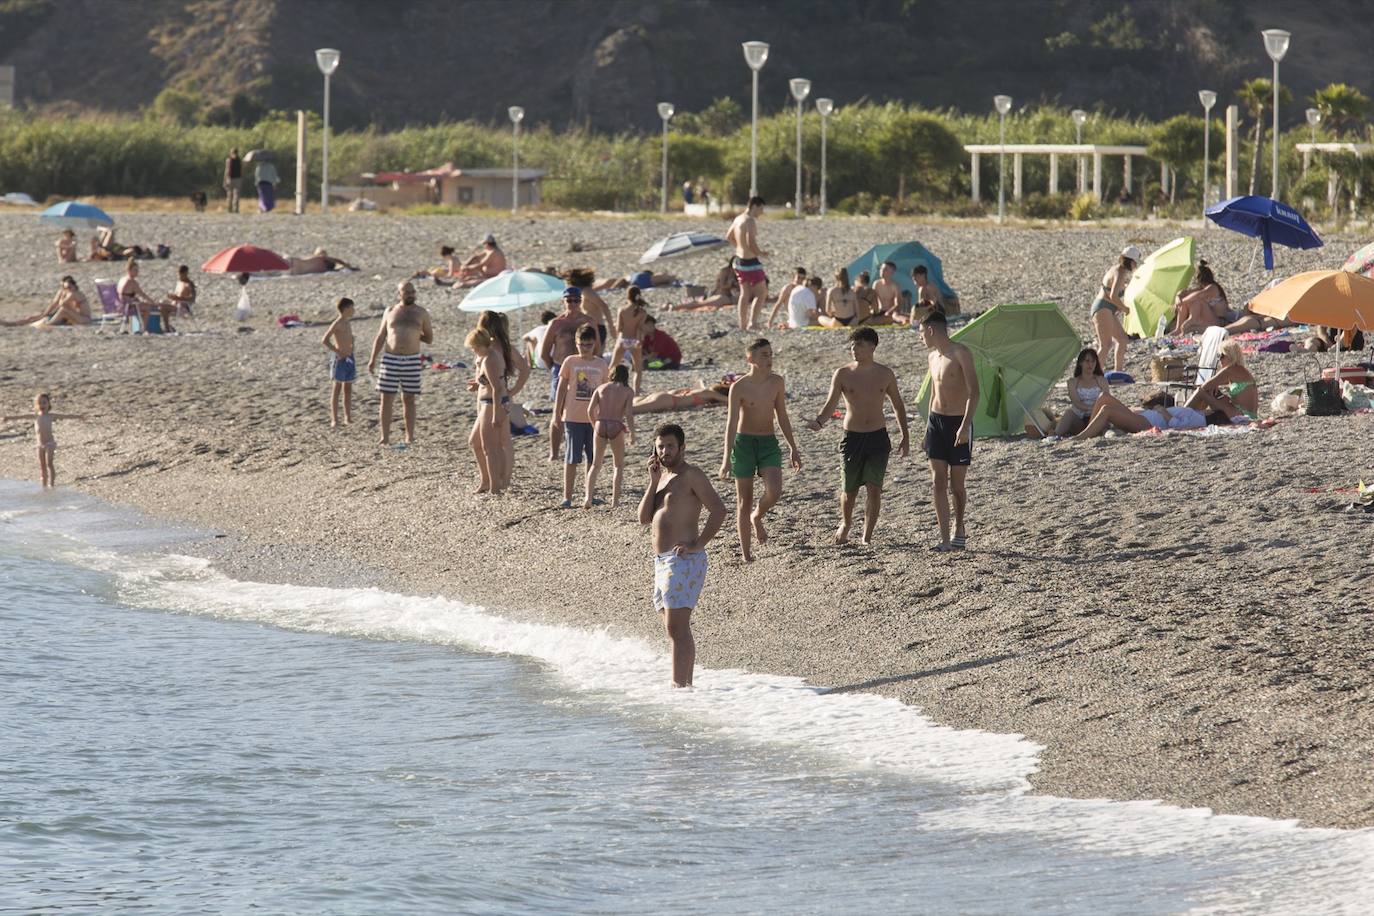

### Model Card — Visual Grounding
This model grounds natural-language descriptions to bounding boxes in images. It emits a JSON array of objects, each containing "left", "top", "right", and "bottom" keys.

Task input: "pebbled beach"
[{"left": 3, "top": 209, "right": 1372, "bottom": 829}]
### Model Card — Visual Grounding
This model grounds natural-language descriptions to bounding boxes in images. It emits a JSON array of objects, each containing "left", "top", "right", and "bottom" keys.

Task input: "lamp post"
[
  {"left": 508, "top": 106, "right": 524, "bottom": 214},
  {"left": 742, "top": 41, "right": 770, "bottom": 198},
  {"left": 1071, "top": 108, "right": 1088, "bottom": 194},
  {"left": 315, "top": 48, "right": 340, "bottom": 215},
  {"left": 657, "top": 102, "right": 674, "bottom": 213},
  {"left": 815, "top": 97, "right": 833, "bottom": 217},
  {"left": 1262, "top": 28, "right": 1291, "bottom": 199},
  {"left": 789, "top": 78, "right": 811, "bottom": 215},
  {"left": 994, "top": 95, "right": 1012, "bottom": 223},
  {"left": 1199, "top": 90, "right": 1217, "bottom": 219},
  {"left": 1306, "top": 107, "right": 1322, "bottom": 143}
]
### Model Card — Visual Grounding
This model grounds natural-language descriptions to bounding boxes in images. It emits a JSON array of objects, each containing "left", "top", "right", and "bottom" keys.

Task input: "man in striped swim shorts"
[{"left": 367, "top": 281, "right": 433, "bottom": 446}]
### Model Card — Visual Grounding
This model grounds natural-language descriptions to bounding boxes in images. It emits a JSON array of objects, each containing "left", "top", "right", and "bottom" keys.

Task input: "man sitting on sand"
[
  {"left": 367, "top": 281, "right": 433, "bottom": 446},
  {"left": 913, "top": 264, "right": 958, "bottom": 316},
  {"left": 719, "top": 338, "right": 802, "bottom": 561},
  {"left": 638, "top": 422, "right": 727, "bottom": 688},
  {"left": 921, "top": 311, "right": 978, "bottom": 552},
  {"left": 868, "top": 261, "right": 903, "bottom": 325},
  {"left": 765, "top": 267, "right": 808, "bottom": 328},
  {"left": 806, "top": 327, "right": 911, "bottom": 546},
  {"left": 1072, "top": 390, "right": 1205, "bottom": 440},
  {"left": 641, "top": 315, "right": 682, "bottom": 369},
  {"left": 446, "top": 235, "right": 507, "bottom": 286}
]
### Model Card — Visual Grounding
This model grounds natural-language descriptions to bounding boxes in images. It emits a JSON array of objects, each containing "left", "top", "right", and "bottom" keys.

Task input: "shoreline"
[{"left": 3, "top": 212, "right": 1373, "bottom": 829}]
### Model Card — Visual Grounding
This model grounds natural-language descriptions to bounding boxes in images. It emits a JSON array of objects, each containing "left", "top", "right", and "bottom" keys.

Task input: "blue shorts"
[
  {"left": 330, "top": 353, "right": 356, "bottom": 383},
  {"left": 564, "top": 420, "right": 593, "bottom": 464}
]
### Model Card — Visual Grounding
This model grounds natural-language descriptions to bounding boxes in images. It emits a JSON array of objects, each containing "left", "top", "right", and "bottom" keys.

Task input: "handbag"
[{"left": 1305, "top": 357, "right": 1345, "bottom": 416}]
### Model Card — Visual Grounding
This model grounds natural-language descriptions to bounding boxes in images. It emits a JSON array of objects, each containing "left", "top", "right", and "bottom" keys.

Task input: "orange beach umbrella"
[{"left": 1249, "top": 270, "right": 1374, "bottom": 331}]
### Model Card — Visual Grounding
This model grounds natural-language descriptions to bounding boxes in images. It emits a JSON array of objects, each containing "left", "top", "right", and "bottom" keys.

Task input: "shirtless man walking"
[
  {"left": 539, "top": 286, "right": 595, "bottom": 460},
  {"left": 367, "top": 280, "right": 433, "bottom": 446},
  {"left": 725, "top": 196, "right": 770, "bottom": 331},
  {"left": 638, "top": 423, "right": 727, "bottom": 688},
  {"left": 920, "top": 311, "right": 979, "bottom": 551},
  {"left": 719, "top": 338, "right": 801, "bottom": 561},
  {"left": 806, "top": 327, "right": 910, "bottom": 546}
]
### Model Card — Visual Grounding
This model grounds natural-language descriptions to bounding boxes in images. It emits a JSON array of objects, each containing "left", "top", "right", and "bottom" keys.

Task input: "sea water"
[{"left": 2, "top": 481, "right": 1372, "bottom": 914}]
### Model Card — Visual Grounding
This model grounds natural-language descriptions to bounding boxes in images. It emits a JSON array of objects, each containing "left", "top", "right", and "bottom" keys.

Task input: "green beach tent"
[
  {"left": 914, "top": 303, "right": 1080, "bottom": 438},
  {"left": 846, "top": 241, "right": 958, "bottom": 306},
  {"left": 1123, "top": 236, "right": 1195, "bottom": 337}
]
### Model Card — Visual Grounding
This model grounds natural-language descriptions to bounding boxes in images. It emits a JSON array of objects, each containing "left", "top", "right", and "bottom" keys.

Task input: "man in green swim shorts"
[{"left": 719, "top": 338, "right": 802, "bottom": 561}]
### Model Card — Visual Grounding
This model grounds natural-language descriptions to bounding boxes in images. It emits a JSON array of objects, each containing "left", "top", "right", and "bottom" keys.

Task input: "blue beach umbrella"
[
  {"left": 39, "top": 200, "right": 114, "bottom": 229},
  {"left": 1205, "top": 195, "right": 1322, "bottom": 271},
  {"left": 638, "top": 231, "right": 727, "bottom": 265},
  {"left": 458, "top": 270, "right": 566, "bottom": 313}
]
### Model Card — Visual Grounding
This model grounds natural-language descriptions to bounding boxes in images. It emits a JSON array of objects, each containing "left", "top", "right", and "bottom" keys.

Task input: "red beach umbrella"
[{"left": 201, "top": 244, "right": 290, "bottom": 273}]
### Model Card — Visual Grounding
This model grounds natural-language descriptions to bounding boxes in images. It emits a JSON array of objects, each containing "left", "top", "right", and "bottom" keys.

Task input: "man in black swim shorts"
[{"left": 920, "top": 311, "right": 979, "bottom": 551}]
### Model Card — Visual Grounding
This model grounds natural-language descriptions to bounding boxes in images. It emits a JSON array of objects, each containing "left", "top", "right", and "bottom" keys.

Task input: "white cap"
[{"left": 1121, "top": 245, "right": 1142, "bottom": 261}]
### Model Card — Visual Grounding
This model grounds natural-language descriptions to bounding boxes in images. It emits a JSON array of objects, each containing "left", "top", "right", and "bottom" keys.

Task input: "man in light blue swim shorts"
[{"left": 637, "top": 422, "right": 727, "bottom": 688}]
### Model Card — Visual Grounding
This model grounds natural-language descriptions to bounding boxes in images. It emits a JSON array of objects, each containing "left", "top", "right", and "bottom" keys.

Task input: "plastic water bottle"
[{"left": 1154, "top": 315, "right": 1168, "bottom": 343}]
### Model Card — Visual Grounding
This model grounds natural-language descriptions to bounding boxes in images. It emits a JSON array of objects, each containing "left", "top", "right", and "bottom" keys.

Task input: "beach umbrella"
[
  {"left": 1340, "top": 240, "right": 1374, "bottom": 279},
  {"left": 3, "top": 192, "right": 37, "bottom": 206},
  {"left": 913, "top": 302, "right": 1081, "bottom": 437},
  {"left": 1123, "top": 236, "right": 1195, "bottom": 338},
  {"left": 846, "top": 241, "right": 958, "bottom": 305},
  {"left": 1249, "top": 270, "right": 1374, "bottom": 331},
  {"left": 458, "top": 270, "right": 566, "bottom": 313},
  {"left": 638, "top": 231, "right": 728, "bottom": 265},
  {"left": 39, "top": 201, "right": 113, "bottom": 229},
  {"left": 201, "top": 244, "right": 290, "bottom": 273},
  {"left": 1205, "top": 195, "right": 1322, "bottom": 271},
  {"left": 242, "top": 149, "right": 274, "bottom": 163}
]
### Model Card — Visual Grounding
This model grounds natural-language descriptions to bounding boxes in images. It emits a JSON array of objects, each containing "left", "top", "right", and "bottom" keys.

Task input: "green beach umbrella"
[
  {"left": 914, "top": 303, "right": 1080, "bottom": 438},
  {"left": 1123, "top": 236, "right": 1195, "bottom": 338}
]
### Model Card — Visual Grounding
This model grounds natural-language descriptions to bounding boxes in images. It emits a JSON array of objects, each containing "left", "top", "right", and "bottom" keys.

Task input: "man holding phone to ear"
[{"left": 638, "top": 423, "right": 727, "bottom": 688}]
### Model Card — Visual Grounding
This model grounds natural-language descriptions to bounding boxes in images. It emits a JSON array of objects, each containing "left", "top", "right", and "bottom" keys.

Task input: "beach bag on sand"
[
  {"left": 1150, "top": 355, "right": 1188, "bottom": 383},
  {"left": 1306, "top": 379, "right": 1345, "bottom": 415}
]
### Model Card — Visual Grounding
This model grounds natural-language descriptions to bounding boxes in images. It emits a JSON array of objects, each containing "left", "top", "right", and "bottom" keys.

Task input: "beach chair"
[
  {"left": 93, "top": 280, "right": 124, "bottom": 332},
  {"left": 1183, "top": 326, "right": 1227, "bottom": 399}
]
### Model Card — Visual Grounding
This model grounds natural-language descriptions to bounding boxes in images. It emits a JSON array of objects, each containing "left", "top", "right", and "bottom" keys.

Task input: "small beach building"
[{"left": 359, "top": 162, "right": 545, "bottom": 209}]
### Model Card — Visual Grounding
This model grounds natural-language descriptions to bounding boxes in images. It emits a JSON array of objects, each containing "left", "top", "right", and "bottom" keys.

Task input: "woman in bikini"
[
  {"left": 1170, "top": 260, "right": 1229, "bottom": 335},
  {"left": 585, "top": 364, "right": 636, "bottom": 508},
  {"left": 5, "top": 276, "right": 91, "bottom": 327},
  {"left": 632, "top": 381, "right": 731, "bottom": 413},
  {"left": 56, "top": 229, "right": 77, "bottom": 264},
  {"left": 1091, "top": 246, "right": 1138, "bottom": 372},
  {"left": 466, "top": 327, "right": 510, "bottom": 494},
  {"left": 1053, "top": 347, "right": 1110, "bottom": 436},
  {"left": 670, "top": 259, "right": 738, "bottom": 311},
  {"left": 607, "top": 286, "right": 649, "bottom": 393},
  {"left": 477, "top": 310, "right": 527, "bottom": 489},
  {"left": 818, "top": 267, "right": 858, "bottom": 328},
  {"left": 1185, "top": 340, "right": 1259, "bottom": 422}
]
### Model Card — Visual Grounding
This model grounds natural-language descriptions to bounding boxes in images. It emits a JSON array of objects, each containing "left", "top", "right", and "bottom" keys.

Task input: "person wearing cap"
[
  {"left": 540, "top": 286, "right": 596, "bottom": 460},
  {"left": 1090, "top": 245, "right": 1139, "bottom": 373}
]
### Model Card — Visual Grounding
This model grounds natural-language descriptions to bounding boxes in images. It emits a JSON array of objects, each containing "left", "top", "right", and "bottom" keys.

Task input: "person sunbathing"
[
  {"left": 632, "top": 380, "right": 730, "bottom": 412},
  {"left": 1222, "top": 277, "right": 1290, "bottom": 334},
  {"left": 670, "top": 259, "right": 738, "bottom": 311},
  {"left": 56, "top": 229, "right": 77, "bottom": 264},
  {"left": 1072, "top": 390, "right": 1206, "bottom": 440},
  {"left": 446, "top": 235, "right": 507, "bottom": 286},
  {"left": 594, "top": 270, "right": 681, "bottom": 291},
  {"left": 1170, "top": 261, "right": 1229, "bottom": 334},
  {"left": 1185, "top": 340, "right": 1258, "bottom": 422},
  {"left": 289, "top": 248, "right": 357, "bottom": 274},
  {"left": 4, "top": 276, "right": 91, "bottom": 327}
]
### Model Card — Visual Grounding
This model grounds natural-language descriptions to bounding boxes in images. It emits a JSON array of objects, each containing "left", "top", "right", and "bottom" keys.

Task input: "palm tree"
[
  {"left": 1236, "top": 78, "right": 1292, "bottom": 195},
  {"left": 1311, "top": 83, "right": 1371, "bottom": 138}
]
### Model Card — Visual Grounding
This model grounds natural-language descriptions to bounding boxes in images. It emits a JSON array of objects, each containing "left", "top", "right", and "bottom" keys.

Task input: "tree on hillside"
[
  {"left": 1311, "top": 83, "right": 1371, "bottom": 138},
  {"left": 674, "top": 98, "right": 744, "bottom": 138},
  {"left": 1236, "top": 78, "right": 1292, "bottom": 196}
]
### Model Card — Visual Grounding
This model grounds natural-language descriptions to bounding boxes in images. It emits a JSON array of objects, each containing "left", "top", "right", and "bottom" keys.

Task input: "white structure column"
[
  {"left": 1048, "top": 153, "right": 1058, "bottom": 193},
  {"left": 1160, "top": 161, "right": 1168, "bottom": 195},
  {"left": 970, "top": 152, "right": 980, "bottom": 201},
  {"left": 1225, "top": 104, "right": 1239, "bottom": 199},
  {"left": 1092, "top": 152, "right": 1103, "bottom": 201},
  {"left": 1123, "top": 155, "right": 1132, "bottom": 195},
  {"left": 1013, "top": 152, "right": 1023, "bottom": 201}
]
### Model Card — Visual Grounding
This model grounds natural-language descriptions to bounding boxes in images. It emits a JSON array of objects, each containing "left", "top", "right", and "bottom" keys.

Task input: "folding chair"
[
  {"left": 93, "top": 280, "right": 125, "bottom": 332},
  {"left": 1181, "top": 326, "right": 1227, "bottom": 401}
]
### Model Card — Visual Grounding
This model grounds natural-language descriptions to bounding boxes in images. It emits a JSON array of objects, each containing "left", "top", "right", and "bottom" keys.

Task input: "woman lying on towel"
[
  {"left": 669, "top": 260, "right": 738, "bottom": 311},
  {"left": 1185, "top": 340, "right": 1259, "bottom": 422},
  {"left": 1071, "top": 390, "right": 1206, "bottom": 441},
  {"left": 632, "top": 380, "right": 730, "bottom": 412}
]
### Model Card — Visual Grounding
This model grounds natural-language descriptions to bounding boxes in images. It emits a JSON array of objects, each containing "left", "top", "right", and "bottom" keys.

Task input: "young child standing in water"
[
  {"left": 321, "top": 297, "right": 356, "bottom": 426},
  {"left": 2, "top": 393, "right": 84, "bottom": 488}
]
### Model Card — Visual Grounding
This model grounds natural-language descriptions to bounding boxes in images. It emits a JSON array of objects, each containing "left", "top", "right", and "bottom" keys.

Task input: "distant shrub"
[
  {"left": 1020, "top": 192, "right": 1074, "bottom": 219},
  {"left": 1069, "top": 193, "right": 1099, "bottom": 221}
]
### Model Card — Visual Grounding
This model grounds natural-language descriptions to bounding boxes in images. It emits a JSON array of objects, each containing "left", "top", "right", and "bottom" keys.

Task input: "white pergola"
[
  {"left": 964, "top": 143, "right": 1150, "bottom": 203},
  {"left": 1296, "top": 142, "right": 1374, "bottom": 207}
]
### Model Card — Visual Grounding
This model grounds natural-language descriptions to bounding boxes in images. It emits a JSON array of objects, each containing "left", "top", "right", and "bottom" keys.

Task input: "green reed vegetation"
[{"left": 2, "top": 94, "right": 1370, "bottom": 220}]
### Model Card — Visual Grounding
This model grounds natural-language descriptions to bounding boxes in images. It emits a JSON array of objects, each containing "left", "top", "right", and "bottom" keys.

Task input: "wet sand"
[{"left": 3, "top": 210, "right": 1372, "bottom": 828}]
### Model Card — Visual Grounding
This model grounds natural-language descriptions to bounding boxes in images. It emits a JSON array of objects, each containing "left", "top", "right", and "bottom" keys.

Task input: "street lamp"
[
  {"left": 742, "top": 41, "right": 770, "bottom": 198},
  {"left": 508, "top": 106, "right": 524, "bottom": 214},
  {"left": 994, "top": 95, "right": 1012, "bottom": 223},
  {"left": 315, "top": 48, "right": 340, "bottom": 215},
  {"left": 815, "top": 97, "right": 834, "bottom": 217},
  {"left": 1071, "top": 108, "right": 1088, "bottom": 194},
  {"left": 789, "top": 78, "right": 811, "bottom": 215},
  {"left": 657, "top": 102, "right": 674, "bottom": 213},
  {"left": 1261, "top": 28, "right": 1291, "bottom": 199},
  {"left": 1306, "top": 107, "right": 1322, "bottom": 142},
  {"left": 1199, "top": 90, "right": 1217, "bottom": 219}
]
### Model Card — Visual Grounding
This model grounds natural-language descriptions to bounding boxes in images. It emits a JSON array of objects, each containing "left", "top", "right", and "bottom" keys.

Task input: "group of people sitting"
[
  {"left": 417, "top": 234, "right": 507, "bottom": 287},
  {"left": 7, "top": 259, "right": 197, "bottom": 332}
]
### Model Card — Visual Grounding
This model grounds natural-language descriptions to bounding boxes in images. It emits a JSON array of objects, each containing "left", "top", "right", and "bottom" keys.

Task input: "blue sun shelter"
[{"left": 845, "top": 241, "right": 959, "bottom": 309}]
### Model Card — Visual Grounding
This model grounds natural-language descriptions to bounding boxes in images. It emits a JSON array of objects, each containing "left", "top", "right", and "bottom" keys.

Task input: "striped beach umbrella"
[{"left": 638, "top": 231, "right": 728, "bottom": 265}]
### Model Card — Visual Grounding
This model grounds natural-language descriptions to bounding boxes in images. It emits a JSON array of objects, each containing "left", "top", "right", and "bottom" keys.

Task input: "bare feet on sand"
[
  {"left": 833, "top": 523, "right": 850, "bottom": 545},
  {"left": 752, "top": 511, "right": 769, "bottom": 545}
]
